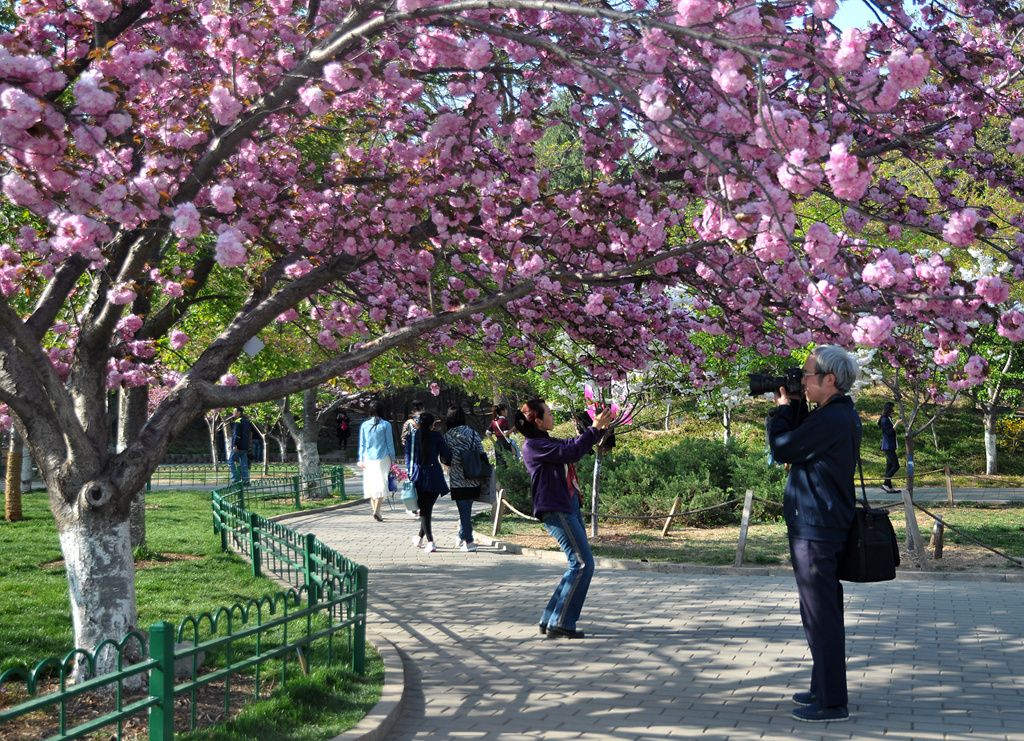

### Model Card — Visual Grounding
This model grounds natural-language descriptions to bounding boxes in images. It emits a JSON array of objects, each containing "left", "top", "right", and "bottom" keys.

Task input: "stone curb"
[
  {"left": 476, "top": 532, "right": 1024, "bottom": 582},
  {"left": 328, "top": 632, "right": 406, "bottom": 741}
]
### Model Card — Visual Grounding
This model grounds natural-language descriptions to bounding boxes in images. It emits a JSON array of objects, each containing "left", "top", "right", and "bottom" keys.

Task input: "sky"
[{"left": 833, "top": 0, "right": 881, "bottom": 30}]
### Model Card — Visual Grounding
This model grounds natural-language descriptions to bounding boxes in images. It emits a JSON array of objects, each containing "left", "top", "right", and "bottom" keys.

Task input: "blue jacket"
[
  {"left": 359, "top": 418, "right": 396, "bottom": 462},
  {"left": 768, "top": 396, "right": 860, "bottom": 543},
  {"left": 879, "top": 416, "right": 897, "bottom": 451},
  {"left": 406, "top": 429, "right": 452, "bottom": 496},
  {"left": 522, "top": 427, "right": 601, "bottom": 518}
]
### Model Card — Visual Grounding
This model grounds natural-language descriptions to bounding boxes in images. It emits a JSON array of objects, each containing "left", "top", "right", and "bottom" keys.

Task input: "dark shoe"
[
  {"left": 545, "top": 626, "right": 585, "bottom": 640},
  {"left": 792, "top": 691, "right": 816, "bottom": 706},
  {"left": 791, "top": 703, "right": 849, "bottom": 723},
  {"left": 539, "top": 624, "right": 547, "bottom": 635},
  {"left": 373, "top": 514, "right": 383, "bottom": 522}
]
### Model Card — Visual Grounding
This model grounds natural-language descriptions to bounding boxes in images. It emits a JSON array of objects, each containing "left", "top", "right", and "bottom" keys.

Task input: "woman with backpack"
[
  {"left": 444, "top": 405, "right": 486, "bottom": 552},
  {"left": 407, "top": 411, "right": 452, "bottom": 553}
]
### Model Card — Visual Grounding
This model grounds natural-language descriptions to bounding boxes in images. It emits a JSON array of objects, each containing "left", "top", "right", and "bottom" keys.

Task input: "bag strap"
[
  {"left": 837, "top": 403, "right": 870, "bottom": 508},
  {"left": 407, "top": 427, "right": 416, "bottom": 474}
]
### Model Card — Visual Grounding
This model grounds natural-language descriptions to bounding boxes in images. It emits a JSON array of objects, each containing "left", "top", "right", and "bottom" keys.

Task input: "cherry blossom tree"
[{"left": 3, "top": 0, "right": 1024, "bottom": 668}]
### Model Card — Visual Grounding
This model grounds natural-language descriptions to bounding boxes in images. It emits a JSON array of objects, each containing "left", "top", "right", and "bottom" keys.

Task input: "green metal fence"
[
  {"left": 145, "top": 463, "right": 347, "bottom": 491},
  {"left": 0, "top": 468, "right": 365, "bottom": 741}
]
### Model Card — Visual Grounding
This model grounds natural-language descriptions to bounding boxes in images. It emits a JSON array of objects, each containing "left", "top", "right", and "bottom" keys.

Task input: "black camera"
[{"left": 749, "top": 367, "right": 803, "bottom": 396}]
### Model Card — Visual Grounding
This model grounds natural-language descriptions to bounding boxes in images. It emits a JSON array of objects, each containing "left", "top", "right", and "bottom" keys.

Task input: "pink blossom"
[
  {"left": 1009, "top": 118, "right": 1024, "bottom": 155},
  {"left": 2, "top": 171, "right": 42, "bottom": 207},
  {"left": 711, "top": 52, "right": 748, "bottom": 95},
  {"left": 777, "top": 148, "right": 822, "bottom": 195},
  {"left": 834, "top": 28, "right": 866, "bottom": 72},
  {"left": 169, "top": 329, "right": 189, "bottom": 350},
  {"left": 998, "top": 309, "right": 1024, "bottom": 341},
  {"left": 887, "top": 50, "right": 930, "bottom": 92},
  {"left": 584, "top": 292, "right": 607, "bottom": 315},
  {"left": 1, "top": 87, "right": 44, "bottom": 129},
  {"left": 964, "top": 355, "right": 988, "bottom": 384},
  {"left": 811, "top": 0, "right": 838, "bottom": 19},
  {"left": 73, "top": 70, "right": 117, "bottom": 116},
  {"left": 943, "top": 209, "right": 980, "bottom": 247},
  {"left": 852, "top": 315, "right": 893, "bottom": 346},
  {"left": 108, "top": 282, "right": 137, "bottom": 305},
  {"left": 675, "top": 0, "right": 716, "bottom": 26},
  {"left": 285, "top": 258, "right": 313, "bottom": 278},
  {"left": 210, "top": 184, "right": 236, "bottom": 213},
  {"left": 976, "top": 275, "right": 1010, "bottom": 305},
  {"left": 825, "top": 142, "right": 872, "bottom": 200},
  {"left": 209, "top": 85, "right": 243, "bottom": 126},
  {"left": 933, "top": 347, "right": 959, "bottom": 366},
  {"left": 463, "top": 38, "right": 492, "bottom": 70},
  {"left": 171, "top": 202, "right": 202, "bottom": 238},
  {"left": 277, "top": 308, "right": 300, "bottom": 322},
  {"left": 639, "top": 83, "right": 672, "bottom": 122},
  {"left": 299, "top": 85, "right": 330, "bottom": 116},
  {"left": 430, "top": 382, "right": 440, "bottom": 396},
  {"left": 214, "top": 227, "right": 247, "bottom": 267},
  {"left": 803, "top": 222, "right": 839, "bottom": 264},
  {"left": 219, "top": 374, "right": 240, "bottom": 386}
]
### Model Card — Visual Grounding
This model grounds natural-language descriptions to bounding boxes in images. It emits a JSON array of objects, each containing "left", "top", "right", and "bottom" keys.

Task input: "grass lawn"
[{"left": 0, "top": 488, "right": 382, "bottom": 740}]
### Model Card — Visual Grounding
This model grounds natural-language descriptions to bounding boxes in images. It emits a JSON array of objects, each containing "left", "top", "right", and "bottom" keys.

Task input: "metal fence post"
[
  {"left": 336, "top": 468, "right": 345, "bottom": 499},
  {"left": 248, "top": 512, "right": 261, "bottom": 577},
  {"left": 292, "top": 476, "right": 301, "bottom": 506},
  {"left": 353, "top": 565, "right": 368, "bottom": 675},
  {"left": 304, "top": 533, "right": 319, "bottom": 605},
  {"left": 148, "top": 621, "right": 176, "bottom": 741}
]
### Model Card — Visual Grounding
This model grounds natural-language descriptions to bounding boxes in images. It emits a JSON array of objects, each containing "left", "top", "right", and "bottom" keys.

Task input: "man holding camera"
[{"left": 768, "top": 346, "right": 861, "bottom": 723}]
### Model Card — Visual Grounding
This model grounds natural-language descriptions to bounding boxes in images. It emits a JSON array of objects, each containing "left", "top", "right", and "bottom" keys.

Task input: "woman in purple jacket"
[{"left": 515, "top": 398, "right": 614, "bottom": 639}]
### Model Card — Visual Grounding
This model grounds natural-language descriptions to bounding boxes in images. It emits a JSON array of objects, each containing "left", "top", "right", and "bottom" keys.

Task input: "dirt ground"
[{"left": 495, "top": 520, "right": 1023, "bottom": 574}]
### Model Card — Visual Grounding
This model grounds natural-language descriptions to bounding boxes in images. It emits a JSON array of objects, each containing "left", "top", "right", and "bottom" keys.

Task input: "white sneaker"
[
  {"left": 460, "top": 542, "right": 477, "bottom": 552},
  {"left": 411, "top": 536, "right": 422, "bottom": 548},
  {"left": 455, "top": 537, "right": 465, "bottom": 548},
  {"left": 407, "top": 509, "right": 419, "bottom": 517},
  {"left": 423, "top": 541, "right": 437, "bottom": 553}
]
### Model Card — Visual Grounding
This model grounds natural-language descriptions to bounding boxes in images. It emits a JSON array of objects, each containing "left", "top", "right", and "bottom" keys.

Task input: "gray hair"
[{"left": 812, "top": 345, "right": 859, "bottom": 394}]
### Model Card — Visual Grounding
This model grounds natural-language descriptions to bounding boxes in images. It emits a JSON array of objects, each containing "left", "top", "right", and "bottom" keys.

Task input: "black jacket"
[{"left": 768, "top": 395, "right": 860, "bottom": 542}]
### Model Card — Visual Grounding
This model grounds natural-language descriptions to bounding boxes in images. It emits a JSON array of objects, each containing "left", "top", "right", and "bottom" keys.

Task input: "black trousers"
[
  {"left": 417, "top": 491, "right": 441, "bottom": 542},
  {"left": 883, "top": 450, "right": 900, "bottom": 487},
  {"left": 790, "top": 537, "right": 848, "bottom": 708}
]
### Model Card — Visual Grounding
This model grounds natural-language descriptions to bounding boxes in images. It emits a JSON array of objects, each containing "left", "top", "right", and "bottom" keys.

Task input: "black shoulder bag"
[{"left": 837, "top": 407, "right": 901, "bottom": 582}]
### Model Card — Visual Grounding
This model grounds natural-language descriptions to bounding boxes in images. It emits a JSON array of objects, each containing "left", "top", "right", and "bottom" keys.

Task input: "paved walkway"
[{"left": 285, "top": 492, "right": 1024, "bottom": 741}]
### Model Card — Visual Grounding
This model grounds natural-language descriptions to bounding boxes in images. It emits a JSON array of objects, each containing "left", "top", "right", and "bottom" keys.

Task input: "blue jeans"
[
  {"left": 540, "top": 498, "right": 594, "bottom": 631},
  {"left": 790, "top": 537, "right": 848, "bottom": 707},
  {"left": 455, "top": 498, "right": 474, "bottom": 544},
  {"left": 229, "top": 450, "right": 249, "bottom": 484}
]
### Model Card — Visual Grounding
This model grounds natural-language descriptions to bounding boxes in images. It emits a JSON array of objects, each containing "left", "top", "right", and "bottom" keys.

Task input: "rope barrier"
[
  {"left": 912, "top": 501, "right": 1024, "bottom": 566},
  {"left": 499, "top": 494, "right": 783, "bottom": 523}
]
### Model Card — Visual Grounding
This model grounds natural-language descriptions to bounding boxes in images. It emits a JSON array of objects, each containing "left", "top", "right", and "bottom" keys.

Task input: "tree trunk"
[
  {"left": 664, "top": 399, "right": 671, "bottom": 431},
  {"left": 722, "top": 409, "right": 731, "bottom": 445},
  {"left": 984, "top": 409, "right": 998, "bottom": 475},
  {"left": 206, "top": 415, "right": 219, "bottom": 470},
  {"left": 118, "top": 386, "right": 148, "bottom": 549},
  {"left": 901, "top": 435, "right": 931, "bottom": 570},
  {"left": 5, "top": 429, "right": 23, "bottom": 522},
  {"left": 20, "top": 440, "right": 33, "bottom": 492},
  {"left": 54, "top": 488, "right": 140, "bottom": 681}
]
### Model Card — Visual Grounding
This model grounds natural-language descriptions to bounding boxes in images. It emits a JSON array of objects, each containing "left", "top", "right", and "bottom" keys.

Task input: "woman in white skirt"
[{"left": 358, "top": 400, "right": 396, "bottom": 521}]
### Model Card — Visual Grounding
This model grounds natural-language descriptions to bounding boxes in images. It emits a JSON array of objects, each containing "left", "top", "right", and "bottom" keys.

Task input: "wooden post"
[
  {"left": 734, "top": 489, "right": 755, "bottom": 567},
  {"left": 944, "top": 465, "right": 954, "bottom": 505},
  {"left": 662, "top": 496, "right": 682, "bottom": 538},
  {"left": 930, "top": 515, "right": 945, "bottom": 559},
  {"left": 492, "top": 488, "right": 505, "bottom": 537}
]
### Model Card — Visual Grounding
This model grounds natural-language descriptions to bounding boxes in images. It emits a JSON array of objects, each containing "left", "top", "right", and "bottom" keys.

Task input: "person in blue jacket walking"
[
  {"left": 407, "top": 411, "right": 452, "bottom": 553},
  {"left": 515, "top": 399, "right": 614, "bottom": 640},
  {"left": 879, "top": 402, "right": 901, "bottom": 493},
  {"left": 769, "top": 345, "right": 861, "bottom": 724},
  {"left": 359, "top": 400, "right": 396, "bottom": 522}
]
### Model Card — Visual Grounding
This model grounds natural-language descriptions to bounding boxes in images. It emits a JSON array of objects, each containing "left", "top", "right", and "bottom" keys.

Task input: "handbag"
[
  {"left": 400, "top": 480, "right": 418, "bottom": 511},
  {"left": 837, "top": 436, "right": 900, "bottom": 583},
  {"left": 461, "top": 448, "right": 493, "bottom": 480}
]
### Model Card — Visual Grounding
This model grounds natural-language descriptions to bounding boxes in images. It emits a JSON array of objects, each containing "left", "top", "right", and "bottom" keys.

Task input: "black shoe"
[
  {"left": 545, "top": 626, "right": 585, "bottom": 639},
  {"left": 373, "top": 514, "right": 383, "bottom": 522},
  {"left": 539, "top": 624, "right": 547, "bottom": 635},
  {"left": 791, "top": 703, "right": 849, "bottom": 722},
  {"left": 792, "top": 691, "right": 816, "bottom": 706}
]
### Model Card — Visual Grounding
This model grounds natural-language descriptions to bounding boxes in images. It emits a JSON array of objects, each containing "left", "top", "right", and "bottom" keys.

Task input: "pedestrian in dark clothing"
[
  {"left": 516, "top": 399, "right": 614, "bottom": 640},
  {"left": 487, "top": 404, "right": 515, "bottom": 467},
  {"left": 337, "top": 412, "right": 350, "bottom": 452},
  {"left": 407, "top": 412, "right": 452, "bottom": 553},
  {"left": 768, "top": 345, "right": 860, "bottom": 723},
  {"left": 879, "top": 402, "right": 900, "bottom": 493},
  {"left": 229, "top": 407, "right": 252, "bottom": 484},
  {"left": 444, "top": 405, "right": 485, "bottom": 552}
]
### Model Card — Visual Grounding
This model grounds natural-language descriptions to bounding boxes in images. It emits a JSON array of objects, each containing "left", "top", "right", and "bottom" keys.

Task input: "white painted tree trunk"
[
  {"left": 984, "top": 413, "right": 998, "bottom": 475},
  {"left": 298, "top": 440, "right": 327, "bottom": 497},
  {"left": 58, "top": 516, "right": 140, "bottom": 681}
]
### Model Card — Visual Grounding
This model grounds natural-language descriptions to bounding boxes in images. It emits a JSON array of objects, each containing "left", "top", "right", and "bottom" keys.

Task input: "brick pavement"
[{"left": 285, "top": 490, "right": 1024, "bottom": 741}]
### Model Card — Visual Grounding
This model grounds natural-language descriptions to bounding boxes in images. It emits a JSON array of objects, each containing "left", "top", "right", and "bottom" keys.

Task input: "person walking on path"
[
  {"left": 408, "top": 411, "right": 452, "bottom": 553},
  {"left": 515, "top": 399, "right": 614, "bottom": 640},
  {"left": 487, "top": 404, "right": 515, "bottom": 467},
  {"left": 443, "top": 405, "right": 485, "bottom": 552},
  {"left": 402, "top": 400, "right": 425, "bottom": 450},
  {"left": 768, "top": 345, "right": 860, "bottom": 723},
  {"left": 337, "top": 411, "right": 351, "bottom": 453},
  {"left": 229, "top": 407, "right": 252, "bottom": 485},
  {"left": 359, "top": 400, "right": 396, "bottom": 522},
  {"left": 879, "top": 402, "right": 901, "bottom": 493}
]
